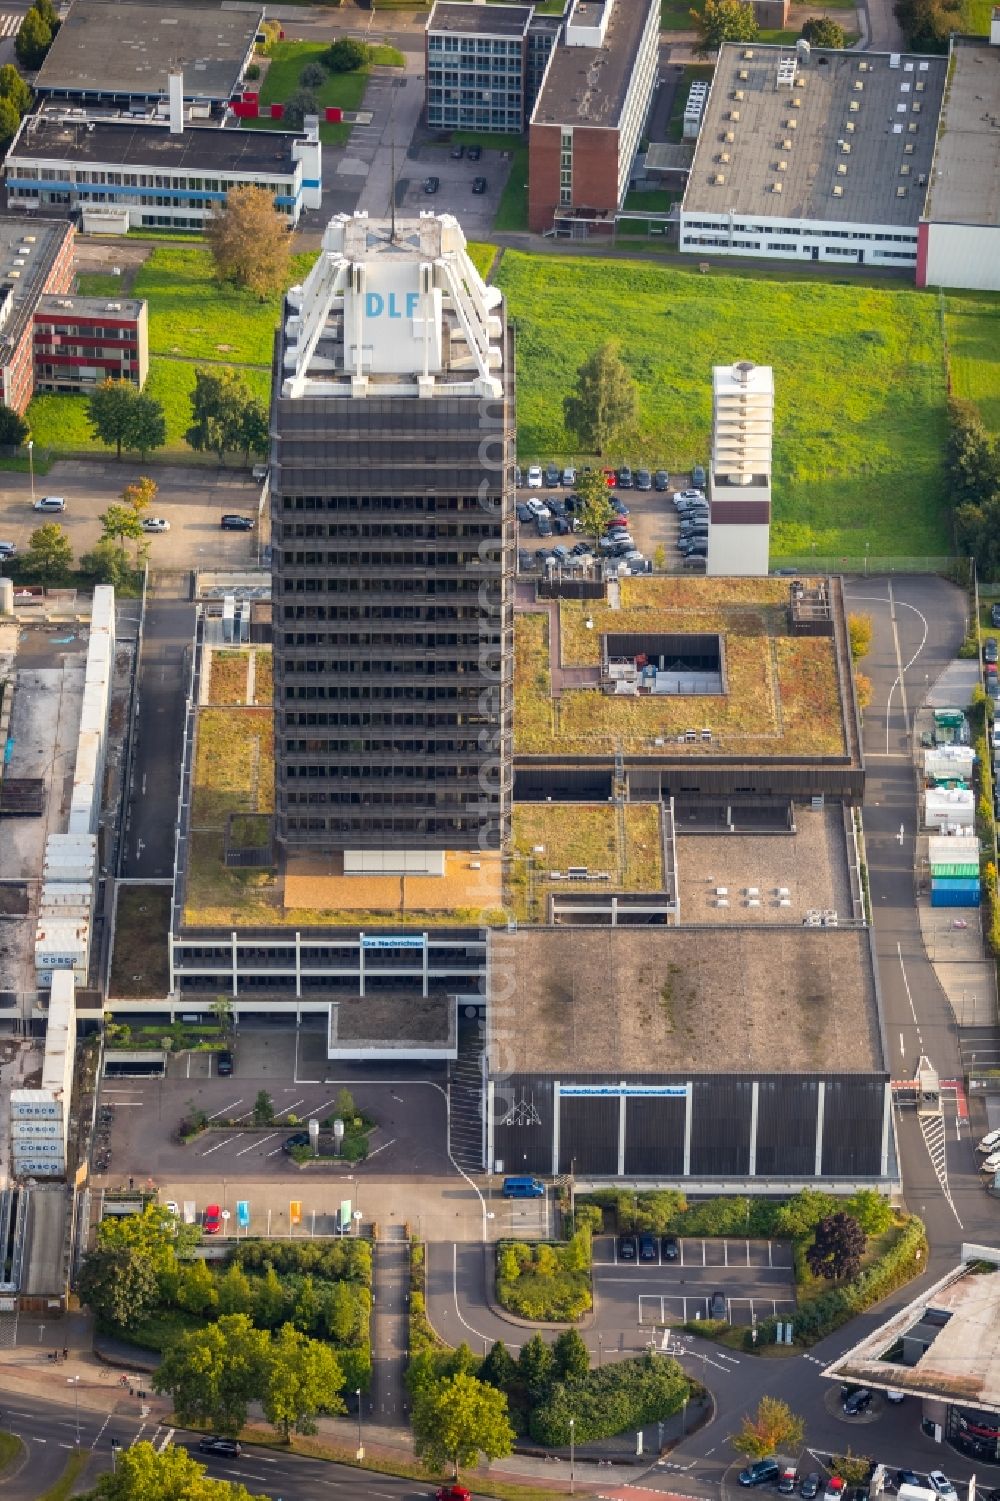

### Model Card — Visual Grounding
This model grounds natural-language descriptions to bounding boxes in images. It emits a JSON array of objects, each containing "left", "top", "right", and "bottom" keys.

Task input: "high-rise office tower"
[{"left": 269, "top": 212, "right": 515, "bottom": 879}]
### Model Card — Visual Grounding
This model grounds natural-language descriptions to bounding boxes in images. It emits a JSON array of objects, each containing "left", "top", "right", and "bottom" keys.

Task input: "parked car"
[
  {"left": 203, "top": 1204, "right": 222, "bottom": 1235},
  {"left": 662, "top": 1235, "right": 679, "bottom": 1260},
  {"left": 548, "top": 497, "right": 567, "bottom": 517},
  {"left": 514, "top": 465, "right": 522, "bottom": 487},
  {"left": 437, "top": 1488, "right": 471, "bottom": 1501},
  {"left": 450, "top": 143, "right": 464, "bottom": 159},
  {"left": 639, "top": 1232, "right": 657, "bottom": 1261},
  {"left": 553, "top": 516, "right": 571, "bottom": 535},
  {"left": 682, "top": 555, "right": 707, "bottom": 571},
  {"left": 141, "top": 516, "right": 170, "bottom": 533},
  {"left": 216, "top": 1050, "right": 233, "bottom": 1076},
  {"left": 980, "top": 1149, "right": 1000, "bottom": 1174},
  {"left": 986, "top": 638, "right": 999, "bottom": 664},
  {"left": 618, "top": 1233, "right": 638, "bottom": 1261},
  {"left": 0, "top": 541, "right": 16, "bottom": 557},
  {"left": 33, "top": 495, "right": 65, "bottom": 511},
  {"left": 709, "top": 1289, "right": 726, "bottom": 1320},
  {"left": 516, "top": 501, "right": 533, "bottom": 523},
  {"left": 692, "top": 463, "right": 707, "bottom": 489},
  {"left": 978, "top": 1128, "right": 1000, "bottom": 1152},
  {"left": 423, "top": 176, "right": 440, "bottom": 194},
  {"left": 472, "top": 176, "right": 487, "bottom": 194},
  {"left": 551, "top": 544, "right": 572, "bottom": 564},
  {"left": 517, "top": 548, "right": 534, "bottom": 571},
  {"left": 525, "top": 497, "right": 549, "bottom": 518},
  {"left": 527, "top": 465, "right": 543, "bottom": 488},
  {"left": 896, "top": 1473, "right": 922, "bottom": 1489},
  {"left": 843, "top": 1387, "right": 872, "bottom": 1415},
  {"left": 779, "top": 1470, "right": 798, "bottom": 1495},
  {"left": 467, "top": 146, "right": 482, "bottom": 162},
  {"left": 607, "top": 514, "right": 629, "bottom": 529},
  {"left": 885, "top": 1389, "right": 906, "bottom": 1403},
  {"left": 617, "top": 464, "right": 634, "bottom": 489},
  {"left": 282, "top": 1132, "right": 311, "bottom": 1154},
  {"left": 800, "top": 1477, "right": 820, "bottom": 1500},
  {"left": 927, "top": 1475, "right": 957, "bottom": 1501},
  {"left": 602, "top": 468, "right": 617, "bottom": 487},
  {"left": 988, "top": 666, "right": 999, "bottom": 694},
  {"left": 571, "top": 541, "right": 593, "bottom": 556},
  {"left": 610, "top": 499, "right": 630, "bottom": 515},
  {"left": 654, "top": 469, "right": 670, "bottom": 491},
  {"left": 824, "top": 1481, "right": 846, "bottom": 1501},
  {"left": 635, "top": 468, "right": 652, "bottom": 491},
  {"left": 221, "top": 514, "right": 254, "bottom": 531},
  {"left": 992, "top": 603, "right": 1000, "bottom": 629},
  {"left": 544, "top": 463, "right": 561, "bottom": 487},
  {"left": 536, "top": 514, "right": 553, "bottom": 538},
  {"left": 562, "top": 467, "right": 576, "bottom": 487},
  {"left": 675, "top": 489, "right": 705, "bottom": 504},
  {"left": 739, "top": 1460, "right": 780, "bottom": 1488},
  {"left": 199, "top": 1437, "right": 242, "bottom": 1457}
]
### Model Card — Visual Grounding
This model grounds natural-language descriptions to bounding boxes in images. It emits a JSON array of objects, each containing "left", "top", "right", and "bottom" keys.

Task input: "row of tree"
[
  {"left": 0, "top": 62, "right": 32, "bottom": 152},
  {"left": 8, "top": 477, "right": 160, "bottom": 589},
  {"left": 893, "top": 0, "right": 959, "bottom": 51},
  {"left": 947, "top": 398, "right": 1000, "bottom": 578},
  {"left": 15, "top": 0, "right": 58, "bottom": 70},
  {"left": 689, "top": 0, "right": 846, "bottom": 54}
]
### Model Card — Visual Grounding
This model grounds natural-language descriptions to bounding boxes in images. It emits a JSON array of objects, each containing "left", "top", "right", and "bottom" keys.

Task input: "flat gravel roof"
[
  {"left": 926, "top": 38, "right": 1000, "bottom": 227},
  {"left": 12, "top": 116, "right": 300, "bottom": 174}
]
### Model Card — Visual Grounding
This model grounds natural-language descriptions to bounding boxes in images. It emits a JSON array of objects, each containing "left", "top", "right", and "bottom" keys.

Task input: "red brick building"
[
  {"left": 0, "top": 216, "right": 75, "bottom": 414},
  {"left": 528, "top": 0, "right": 659, "bottom": 236},
  {"left": 34, "top": 295, "right": 149, "bottom": 394}
]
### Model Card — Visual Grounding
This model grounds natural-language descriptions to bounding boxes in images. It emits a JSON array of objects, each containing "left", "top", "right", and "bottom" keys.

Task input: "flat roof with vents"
[
  {"left": 925, "top": 37, "right": 1000, "bottom": 228},
  {"left": 529, "top": 0, "right": 657, "bottom": 127},
  {"left": 0, "top": 214, "right": 72, "bottom": 364},
  {"left": 682, "top": 42, "right": 946, "bottom": 225}
]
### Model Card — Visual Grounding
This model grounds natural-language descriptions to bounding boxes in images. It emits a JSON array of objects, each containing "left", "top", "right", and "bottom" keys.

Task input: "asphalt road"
[{"left": 0, "top": 1389, "right": 433, "bottom": 1501}]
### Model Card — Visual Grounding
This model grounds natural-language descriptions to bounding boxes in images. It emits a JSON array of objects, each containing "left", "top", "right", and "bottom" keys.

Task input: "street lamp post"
[
  {"left": 356, "top": 1386, "right": 364, "bottom": 1460},
  {"left": 26, "top": 439, "right": 34, "bottom": 505},
  {"left": 67, "top": 1375, "right": 81, "bottom": 1446},
  {"left": 597, "top": 1331, "right": 603, "bottom": 1368},
  {"left": 569, "top": 1417, "right": 575, "bottom": 1496}
]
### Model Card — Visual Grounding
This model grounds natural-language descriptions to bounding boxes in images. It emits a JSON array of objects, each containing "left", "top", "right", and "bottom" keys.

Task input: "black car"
[
  {"left": 282, "top": 1131, "right": 311, "bottom": 1154},
  {"left": 985, "top": 637, "right": 999, "bottom": 664},
  {"left": 992, "top": 603, "right": 1000, "bottom": 629},
  {"left": 739, "top": 1460, "right": 781, "bottom": 1488},
  {"left": 618, "top": 1233, "right": 638, "bottom": 1261},
  {"left": 516, "top": 501, "right": 533, "bottom": 523},
  {"left": 897, "top": 1474, "right": 922, "bottom": 1490},
  {"left": 843, "top": 1387, "right": 872, "bottom": 1415},
  {"left": 199, "top": 1437, "right": 242, "bottom": 1457},
  {"left": 639, "top": 1232, "right": 657, "bottom": 1261},
  {"left": 709, "top": 1289, "right": 727, "bottom": 1320},
  {"left": 467, "top": 144, "right": 482, "bottom": 161},
  {"left": 544, "top": 463, "right": 561, "bottom": 487},
  {"left": 571, "top": 542, "right": 593, "bottom": 556},
  {"left": 536, "top": 514, "right": 553, "bottom": 537},
  {"left": 553, "top": 516, "right": 571, "bottom": 535},
  {"left": 654, "top": 470, "right": 669, "bottom": 491},
  {"left": 423, "top": 176, "right": 440, "bottom": 194},
  {"left": 216, "top": 1050, "right": 233, "bottom": 1077},
  {"left": 472, "top": 176, "right": 488, "bottom": 194},
  {"left": 451, "top": 143, "right": 464, "bottom": 159},
  {"left": 221, "top": 514, "right": 254, "bottom": 531},
  {"left": 517, "top": 548, "right": 534, "bottom": 571},
  {"left": 617, "top": 464, "right": 634, "bottom": 489},
  {"left": 800, "top": 1477, "right": 820, "bottom": 1500},
  {"left": 548, "top": 497, "right": 567, "bottom": 517},
  {"left": 662, "top": 1234, "right": 679, "bottom": 1260},
  {"left": 635, "top": 469, "right": 653, "bottom": 491},
  {"left": 610, "top": 499, "right": 630, "bottom": 516}
]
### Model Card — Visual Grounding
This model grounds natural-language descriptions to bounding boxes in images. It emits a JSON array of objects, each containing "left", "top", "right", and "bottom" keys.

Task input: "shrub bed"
[
  {"left": 496, "top": 1229, "right": 592, "bottom": 1322},
  {"left": 530, "top": 1351, "right": 689, "bottom": 1445}
]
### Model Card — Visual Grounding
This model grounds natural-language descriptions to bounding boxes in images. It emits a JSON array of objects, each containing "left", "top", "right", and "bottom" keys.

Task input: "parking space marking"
[
  {"left": 206, "top": 1099, "right": 242, "bottom": 1121},
  {"left": 235, "top": 1133, "right": 277, "bottom": 1157},
  {"left": 201, "top": 1134, "right": 242, "bottom": 1156},
  {"left": 275, "top": 1098, "right": 306, "bottom": 1118}
]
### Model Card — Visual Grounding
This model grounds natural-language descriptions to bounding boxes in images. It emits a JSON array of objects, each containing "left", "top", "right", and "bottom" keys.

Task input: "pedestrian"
[{"left": 62, "top": 1347, "right": 68, "bottom": 1361}]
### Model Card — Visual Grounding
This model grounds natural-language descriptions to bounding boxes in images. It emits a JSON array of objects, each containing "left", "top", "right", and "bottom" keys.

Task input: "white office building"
[{"left": 707, "top": 360, "right": 773, "bottom": 578}]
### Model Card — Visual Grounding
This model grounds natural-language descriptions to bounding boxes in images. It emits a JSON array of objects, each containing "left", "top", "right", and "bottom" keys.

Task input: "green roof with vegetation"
[{"left": 509, "top": 803, "right": 665, "bottom": 923}]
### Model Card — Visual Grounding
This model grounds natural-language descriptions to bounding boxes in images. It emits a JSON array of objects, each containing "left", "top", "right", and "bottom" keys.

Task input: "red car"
[
  {"left": 602, "top": 468, "right": 617, "bottom": 487},
  {"left": 436, "top": 1489, "right": 470, "bottom": 1501},
  {"left": 203, "top": 1204, "right": 222, "bottom": 1235},
  {"left": 606, "top": 515, "right": 629, "bottom": 529}
]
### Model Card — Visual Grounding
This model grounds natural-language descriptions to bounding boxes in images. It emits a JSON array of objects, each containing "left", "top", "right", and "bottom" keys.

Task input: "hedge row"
[
  {"left": 496, "top": 1230, "right": 592, "bottom": 1322},
  {"left": 750, "top": 1214, "right": 927, "bottom": 1348},
  {"left": 578, "top": 1188, "right": 893, "bottom": 1240},
  {"left": 231, "top": 1237, "right": 371, "bottom": 1285},
  {"left": 530, "top": 1351, "right": 689, "bottom": 1445}
]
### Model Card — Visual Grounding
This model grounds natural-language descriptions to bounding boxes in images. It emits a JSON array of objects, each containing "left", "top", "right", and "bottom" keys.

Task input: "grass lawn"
[
  {"left": 110, "top": 885, "right": 171, "bottom": 999},
  {"left": 192, "top": 708, "right": 275, "bottom": 825},
  {"left": 945, "top": 291, "right": 1000, "bottom": 435},
  {"left": 0, "top": 1432, "right": 24, "bottom": 1474},
  {"left": 247, "top": 41, "right": 400, "bottom": 145},
  {"left": 467, "top": 240, "right": 497, "bottom": 280},
  {"left": 37, "top": 1451, "right": 91, "bottom": 1501},
  {"left": 661, "top": 0, "right": 694, "bottom": 27},
  {"left": 494, "top": 144, "right": 529, "bottom": 232},
  {"left": 497, "top": 250, "right": 951, "bottom": 556},
  {"left": 449, "top": 129, "right": 525, "bottom": 152},
  {"left": 76, "top": 272, "right": 129, "bottom": 297},
  {"left": 960, "top": 0, "right": 993, "bottom": 27},
  {"left": 667, "top": 64, "right": 715, "bottom": 142}
]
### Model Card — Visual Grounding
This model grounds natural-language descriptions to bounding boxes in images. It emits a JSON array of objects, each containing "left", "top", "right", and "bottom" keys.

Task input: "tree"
[
  {"left": 32, "top": 0, "right": 60, "bottom": 31},
  {"left": 575, "top": 465, "right": 615, "bottom": 547},
  {"left": 124, "top": 394, "right": 167, "bottom": 461},
  {"left": 123, "top": 475, "right": 158, "bottom": 514},
  {"left": 806, "top": 1212, "right": 867, "bottom": 1281},
  {"left": 0, "top": 95, "right": 21, "bottom": 149},
  {"left": 217, "top": 1261, "right": 254, "bottom": 1317},
  {"left": 176, "top": 1257, "right": 219, "bottom": 1317},
  {"left": 284, "top": 86, "right": 319, "bottom": 131},
  {"left": 517, "top": 1332, "right": 554, "bottom": 1404},
  {"left": 480, "top": 1339, "right": 517, "bottom": 1393},
  {"left": 100, "top": 502, "right": 144, "bottom": 548},
  {"left": 20, "top": 522, "right": 73, "bottom": 584},
  {"left": 206, "top": 185, "right": 291, "bottom": 300},
  {"left": 240, "top": 398, "right": 269, "bottom": 464},
  {"left": 844, "top": 1189, "right": 894, "bottom": 1236},
  {"left": 81, "top": 538, "right": 136, "bottom": 589},
  {"left": 0, "top": 63, "right": 31, "bottom": 115},
  {"left": 0, "top": 403, "right": 28, "bottom": 448},
  {"left": 800, "top": 15, "right": 846, "bottom": 44},
  {"left": 300, "top": 61, "right": 327, "bottom": 88},
  {"left": 78, "top": 1246, "right": 158, "bottom": 1329},
  {"left": 15, "top": 7, "right": 52, "bottom": 69},
  {"left": 848, "top": 613, "right": 873, "bottom": 663},
  {"left": 893, "top": 0, "right": 958, "bottom": 52},
  {"left": 187, "top": 367, "right": 260, "bottom": 464},
  {"left": 88, "top": 379, "right": 142, "bottom": 460},
  {"left": 831, "top": 1449, "right": 874, "bottom": 1487},
  {"left": 730, "top": 1396, "right": 805, "bottom": 1460},
  {"left": 261, "top": 1323, "right": 346, "bottom": 1440},
  {"left": 552, "top": 1328, "right": 590, "bottom": 1383},
  {"left": 335, "top": 1086, "right": 356, "bottom": 1120},
  {"left": 253, "top": 1089, "right": 275, "bottom": 1125},
  {"left": 412, "top": 1372, "right": 515, "bottom": 1478},
  {"left": 690, "top": 0, "right": 759, "bottom": 52},
  {"left": 771, "top": 1188, "right": 837, "bottom": 1240},
  {"left": 153, "top": 1315, "right": 271, "bottom": 1435},
  {"left": 947, "top": 400, "right": 1000, "bottom": 510},
  {"left": 253, "top": 1263, "right": 287, "bottom": 1328},
  {"left": 292, "top": 1273, "right": 321, "bottom": 1334},
  {"left": 564, "top": 342, "right": 638, "bottom": 459},
  {"left": 326, "top": 37, "right": 368, "bottom": 72},
  {"left": 92, "top": 1440, "right": 264, "bottom": 1501}
]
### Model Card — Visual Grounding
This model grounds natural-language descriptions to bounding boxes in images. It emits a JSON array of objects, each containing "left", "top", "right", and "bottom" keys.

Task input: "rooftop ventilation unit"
[
  {"left": 725, "top": 129, "right": 735, "bottom": 141},
  {"left": 912, "top": 100, "right": 922, "bottom": 112},
  {"left": 845, "top": 120, "right": 856, "bottom": 132},
  {"left": 782, "top": 136, "right": 793, "bottom": 148},
  {"left": 889, "top": 51, "right": 901, "bottom": 66},
  {"left": 900, "top": 163, "right": 910, "bottom": 175},
  {"left": 832, "top": 184, "right": 844, "bottom": 196},
  {"left": 738, "top": 67, "right": 749, "bottom": 79},
  {"left": 733, "top": 88, "right": 745, "bottom": 99},
  {"left": 718, "top": 150, "right": 731, "bottom": 162},
  {"left": 772, "top": 180, "right": 783, "bottom": 193},
  {"left": 854, "top": 79, "right": 864, "bottom": 91},
  {"left": 792, "top": 94, "right": 802, "bottom": 105},
  {"left": 786, "top": 117, "right": 798, "bottom": 128},
  {"left": 776, "top": 158, "right": 787, "bottom": 169},
  {"left": 916, "top": 78, "right": 925, "bottom": 90},
  {"left": 858, "top": 58, "right": 869, "bottom": 70},
  {"left": 849, "top": 99, "right": 860, "bottom": 111},
  {"left": 714, "top": 172, "right": 726, "bottom": 184},
  {"left": 729, "top": 109, "right": 741, "bottom": 120},
  {"left": 836, "top": 162, "right": 847, "bottom": 174},
  {"left": 743, "top": 48, "right": 754, "bottom": 57},
  {"left": 841, "top": 140, "right": 851, "bottom": 152},
  {"left": 904, "top": 140, "right": 914, "bottom": 152},
  {"left": 896, "top": 185, "right": 907, "bottom": 197}
]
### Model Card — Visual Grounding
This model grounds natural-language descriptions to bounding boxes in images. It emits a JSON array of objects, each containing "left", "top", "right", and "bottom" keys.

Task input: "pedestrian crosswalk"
[{"left": 0, "top": 14, "right": 21, "bottom": 36}]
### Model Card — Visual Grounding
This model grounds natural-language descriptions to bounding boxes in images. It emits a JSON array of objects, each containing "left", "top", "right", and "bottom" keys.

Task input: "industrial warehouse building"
[{"left": 680, "top": 42, "right": 948, "bottom": 271}]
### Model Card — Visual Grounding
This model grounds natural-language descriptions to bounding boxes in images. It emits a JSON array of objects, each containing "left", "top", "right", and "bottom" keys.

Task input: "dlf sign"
[{"left": 346, "top": 265, "right": 442, "bottom": 376}]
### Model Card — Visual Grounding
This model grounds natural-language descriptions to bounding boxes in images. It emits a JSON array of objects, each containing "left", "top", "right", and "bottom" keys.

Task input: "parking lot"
[
  {"left": 514, "top": 468, "right": 705, "bottom": 575},
  {"left": 404, "top": 141, "right": 512, "bottom": 237},
  {"left": 592, "top": 1235, "right": 797, "bottom": 1329}
]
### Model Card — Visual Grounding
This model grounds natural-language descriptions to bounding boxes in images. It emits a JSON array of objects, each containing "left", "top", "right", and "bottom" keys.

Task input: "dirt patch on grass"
[{"left": 110, "top": 885, "right": 171, "bottom": 999}]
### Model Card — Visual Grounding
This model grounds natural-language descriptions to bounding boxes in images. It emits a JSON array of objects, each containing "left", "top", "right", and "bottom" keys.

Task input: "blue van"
[{"left": 502, "top": 1176, "right": 545, "bottom": 1199}]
